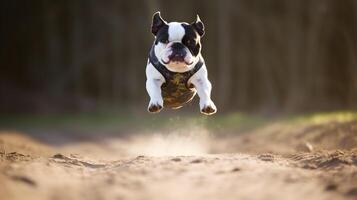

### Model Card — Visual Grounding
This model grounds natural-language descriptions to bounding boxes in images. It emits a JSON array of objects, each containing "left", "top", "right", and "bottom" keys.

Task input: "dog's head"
[{"left": 151, "top": 12, "right": 205, "bottom": 72}]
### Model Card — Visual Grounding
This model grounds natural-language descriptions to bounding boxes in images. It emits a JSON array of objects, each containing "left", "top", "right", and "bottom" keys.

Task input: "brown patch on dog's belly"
[{"left": 161, "top": 74, "right": 196, "bottom": 108}]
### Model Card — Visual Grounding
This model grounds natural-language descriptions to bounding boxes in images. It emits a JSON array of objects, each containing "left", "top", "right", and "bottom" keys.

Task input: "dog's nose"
[{"left": 171, "top": 43, "right": 185, "bottom": 51}]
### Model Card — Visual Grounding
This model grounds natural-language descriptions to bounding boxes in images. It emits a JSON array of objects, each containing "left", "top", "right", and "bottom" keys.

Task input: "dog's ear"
[
  {"left": 191, "top": 15, "right": 205, "bottom": 37},
  {"left": 151, "top": 11, "right": 167, "bottom": 36}
]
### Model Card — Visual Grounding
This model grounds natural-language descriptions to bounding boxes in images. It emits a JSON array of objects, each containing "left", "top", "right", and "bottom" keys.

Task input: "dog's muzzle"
[
  {"left": 169, "top": 43, "right": 186, "bottom": 62},
  {"left": 162, "top": 42, "right": 192, "bottom": 65}
]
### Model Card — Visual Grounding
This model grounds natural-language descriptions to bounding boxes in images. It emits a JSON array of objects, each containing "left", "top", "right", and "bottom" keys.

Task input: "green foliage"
[
  {"left": 0, "top": 111, "right": 356, "bottom": 135},
  {"left": 287, "top": 111, "right": 357, "bottom": 125}
]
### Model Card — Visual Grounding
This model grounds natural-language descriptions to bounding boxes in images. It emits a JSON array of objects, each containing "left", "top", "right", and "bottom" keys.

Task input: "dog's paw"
[
  {"left": 200, "top": 101, "right": 217, "bottom": 115},
  {"left": 148, "top": 101, "right": 163, "bottom": 113}
]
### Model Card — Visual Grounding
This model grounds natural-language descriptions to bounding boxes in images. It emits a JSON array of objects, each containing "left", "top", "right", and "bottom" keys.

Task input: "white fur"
[
  {"left": 146, "top": 62, "right": 165, "bottom": 111},
  {"left": 168, "top": 22, "right": 185, "bottom": 41},
  {"left": 188, "top": 62, "right": 216, "bottom": 114},
  {"left": 154, "top": 42, "right": 167, "bottom": 63}
]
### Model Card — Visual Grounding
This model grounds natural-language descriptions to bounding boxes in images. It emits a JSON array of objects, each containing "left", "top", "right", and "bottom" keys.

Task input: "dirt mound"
[
  {"left": 0, "top": 132, "right": 53, "bottom": 157},
  {"left": 290, "top": 150, "right": 357, "bottom": 169},
  {"left": 214, "top": 120, "right": 357, "bottom": 154}
]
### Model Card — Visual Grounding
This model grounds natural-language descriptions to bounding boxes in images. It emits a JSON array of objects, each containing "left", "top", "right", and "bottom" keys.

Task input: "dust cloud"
[{"left": 127, "top": 123, "right": 211, "bottom": 156}]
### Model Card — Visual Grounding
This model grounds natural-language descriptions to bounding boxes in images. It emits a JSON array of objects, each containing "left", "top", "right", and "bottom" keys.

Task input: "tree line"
[{"left": 0, "top": 0, "right": 356, "bottom": 113}]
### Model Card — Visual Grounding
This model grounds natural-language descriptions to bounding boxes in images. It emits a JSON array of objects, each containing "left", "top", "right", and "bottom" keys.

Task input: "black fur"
[
  {"left": 192, "top": 19, "right": 205, "bottom": 36},
  {"left": 151, "top": 12, "right": 166, "bottom": 36},
  {"left": 154, "top": 25, "right": 169, "bottom": 45},
  {"left": 181, "top": 24, "right": 201, "bottom": 56},
  {"left": 152, "top": 13, "right": 203, "bottom": 57}
]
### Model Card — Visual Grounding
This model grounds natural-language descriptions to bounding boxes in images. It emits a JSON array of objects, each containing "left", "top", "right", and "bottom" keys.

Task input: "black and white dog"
[{"left": 146, "top": 12, "right": 216, "bottom": 115}]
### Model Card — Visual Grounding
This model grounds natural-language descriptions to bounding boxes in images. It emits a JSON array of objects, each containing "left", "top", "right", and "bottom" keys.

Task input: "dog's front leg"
[
  {"left": 190, "top": 66, "right": 217, "bottom": 115},
  {"left": 146, "top": 64, "right": 165, "bottom": 113},
  {"left": 146, "top": 78, "right": 164, "bottom": 113}
]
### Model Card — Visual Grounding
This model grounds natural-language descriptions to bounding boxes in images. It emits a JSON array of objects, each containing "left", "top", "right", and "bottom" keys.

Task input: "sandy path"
[
  {"left": 0, "top": 153, "right": 343, "bottom": 200},
  {"left": 1, "top": 125, "right": 357, "bottom": 200}
]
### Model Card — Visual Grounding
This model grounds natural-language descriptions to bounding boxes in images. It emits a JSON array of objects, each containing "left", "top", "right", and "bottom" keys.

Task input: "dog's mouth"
[{"left": 161, "top": 59, "right": 193, "bottom": 66}]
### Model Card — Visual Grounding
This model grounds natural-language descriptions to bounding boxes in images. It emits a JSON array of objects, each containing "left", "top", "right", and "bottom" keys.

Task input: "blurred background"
[
  {"left": 1, "top": 0, "right": 357, "bottom": 114},
  {"left": 1, "top": 2, "right": 357, "bottom": 199}
]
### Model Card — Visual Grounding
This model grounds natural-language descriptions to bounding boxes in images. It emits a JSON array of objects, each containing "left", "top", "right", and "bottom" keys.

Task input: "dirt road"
[{"left": 1, "top": 119, "right": 357, "bottom": 200}]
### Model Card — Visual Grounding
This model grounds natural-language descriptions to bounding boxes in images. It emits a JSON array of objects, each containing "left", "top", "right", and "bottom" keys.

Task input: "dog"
[{"left": 146, "top": 12, "right": 216, "bottom": 115}]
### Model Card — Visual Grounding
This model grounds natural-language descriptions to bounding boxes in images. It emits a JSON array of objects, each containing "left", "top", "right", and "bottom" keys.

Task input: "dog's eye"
[
  {"left": 186, "top": 39, "right": 195, "bottom": 46},
  {"left": 159, "top": 38, "right": 169, "bottom": 44}
]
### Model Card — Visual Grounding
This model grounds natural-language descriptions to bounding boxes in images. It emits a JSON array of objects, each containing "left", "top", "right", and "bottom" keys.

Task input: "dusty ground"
[{"left": 0, "top": 114, "right": 357, "bottom": 200}]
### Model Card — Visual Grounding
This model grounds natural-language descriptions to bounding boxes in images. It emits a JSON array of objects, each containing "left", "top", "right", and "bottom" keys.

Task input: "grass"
[
  {"left": 0, "top": 112, "right": 132, "bottom": 131},
  {"left": 0, "top": 111, "right": 356, "bottom": 134},
  {"left": 0, "top": 111, "right": 265, "bottom": 133},
  {"left": 287, "top": 111, "right": 357, "bottom": 125}
]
